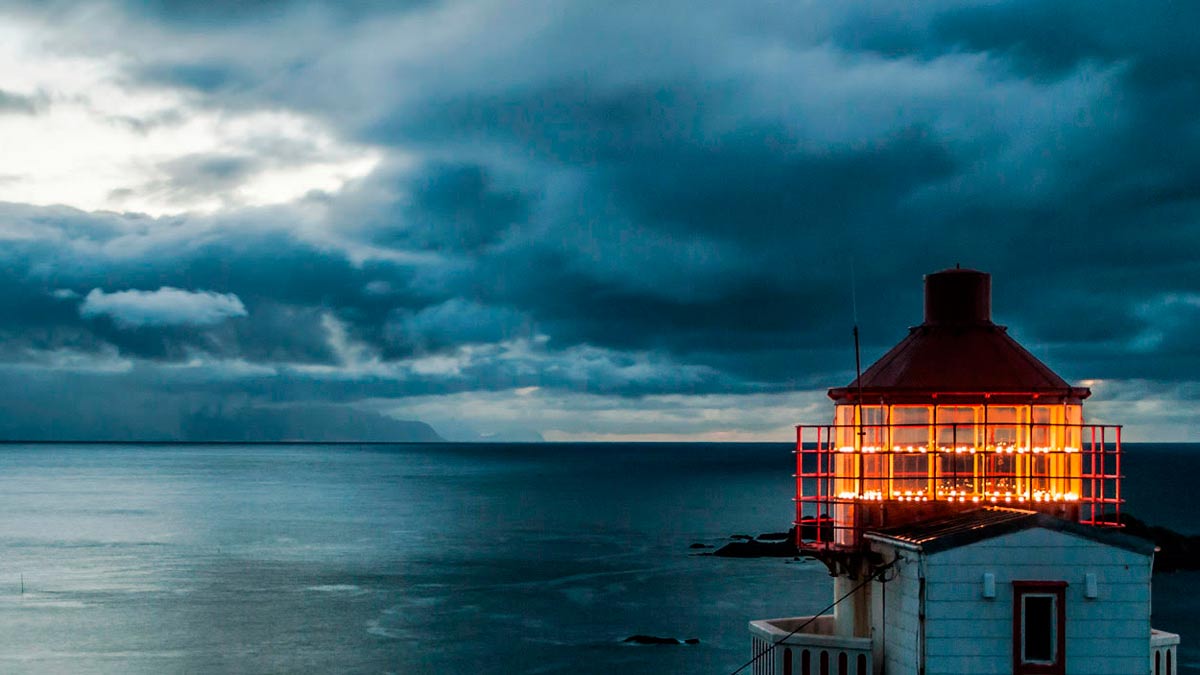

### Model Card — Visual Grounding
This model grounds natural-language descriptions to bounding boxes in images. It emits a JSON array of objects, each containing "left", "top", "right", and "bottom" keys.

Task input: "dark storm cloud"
[
  {"left": 128, "top": 0, "right": 433, "bottom": 27},
  {"left": 0, "top": 203, "right": 426, "bottom": 366},
  {"left": 103, "top": 2, "right": 1200, "bottom": 367},
  {"left": 363, "top": 162, "right": 530, "bottom": 254},
  {"left": 2, "top": 0, "right": 1200, "bottom": 438},
  {"left": 138, "top": 62, "right": 252, "bottom": 93},
  {"left": 836, "top": 1, "right": 1200, "bottom": 85}
]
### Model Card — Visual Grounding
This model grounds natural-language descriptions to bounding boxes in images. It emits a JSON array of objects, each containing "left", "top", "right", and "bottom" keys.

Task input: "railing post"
[{"left": 1114, "top": 426, "right": 1122, "bottom": 525}]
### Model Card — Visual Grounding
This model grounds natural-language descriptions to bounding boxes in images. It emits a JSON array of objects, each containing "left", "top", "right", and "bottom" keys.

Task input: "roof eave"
[{"left": 863, "top": 509, "right": 1156, "bottom": 556}]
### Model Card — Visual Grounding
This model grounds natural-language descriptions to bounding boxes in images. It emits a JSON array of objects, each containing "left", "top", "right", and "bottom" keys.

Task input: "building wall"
[
  {"left": 893, "top": 528, "right": 1153, "bottom": 675},
  {"left": 871, "top": 542, "right": 923, "bottom": 675}
]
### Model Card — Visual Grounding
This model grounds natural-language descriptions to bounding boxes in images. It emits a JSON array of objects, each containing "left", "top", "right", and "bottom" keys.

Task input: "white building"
[
  {"left": 749, "top": 269, "right": 1181, "bottom": 675},
  {"left": 751, "top": 507, "right": 1179, "bottom": 675}
]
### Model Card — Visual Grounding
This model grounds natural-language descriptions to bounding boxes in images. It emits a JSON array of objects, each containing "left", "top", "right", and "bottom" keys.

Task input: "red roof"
[{"left": 828, "top": 269, "right": 1090, "bottom": 404}]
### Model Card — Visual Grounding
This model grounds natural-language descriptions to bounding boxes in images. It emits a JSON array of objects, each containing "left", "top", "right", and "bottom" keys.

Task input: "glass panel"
[
  {"left": 1030, "top": 454, "right": 1051, "bottom": 495},
  {"left": 863, "top": 453, "right": 887, "bottom": 499},
  {"left": 894, "top": 453, "right": 928, "bottom": 497},
  {"left": 1023, "top": 595, "right": 1055, "bottom": 663},
  {"left": 1032, "top": 406, "right": 1051, "bottom": 448},
  {"left": 834, "top": 405, "right": 885, "bottom": 450},
  {"left": 890, "top": 406, "right": 929, "bottom": 497},
  {"left": 1062, "top": 405, "right": 1083, "bottom": 500},
  {"left": 1064, "top": 405, "right": 1082, "bottom": 452},
  {"left": 984, "top": 406, "right": 1019, "bottom": 496},
  {"left": 935, "top": 407, "right": 977, "bottom": 496},
  {"left": 988, "top": 406, "right": 1023, "bottom": 450},
  {"left": 891, "top": 406, "right": 929, "bottom": 449},
  {"left": 861, "top": 406, "right": 884, "bottom": 450},
  {"left": 935, "top": 406, "right": 976, "bottom": 448},
  {"left": 836, "top": 406, "right": 855, "bottom": 450},
  {"left": 937, "top": 451, "right": 975, "bottom": 497},
  {"left": 986, "top": 452, "right": 1018, "bottom": 496}
]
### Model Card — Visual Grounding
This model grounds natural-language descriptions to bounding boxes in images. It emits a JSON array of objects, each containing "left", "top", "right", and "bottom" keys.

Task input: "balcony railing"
[
  {"left": 749, "top": 619, "right": 1177, "bottom": 675},
  {"left": 795, "top": 422, "right": 1122, "bottom": 549},
  {"left": 1152, "top": 629, "right": 1181, "bottom": 675},
  {"left": 748, "top": 615, "right": 872, "bottom": 675}
]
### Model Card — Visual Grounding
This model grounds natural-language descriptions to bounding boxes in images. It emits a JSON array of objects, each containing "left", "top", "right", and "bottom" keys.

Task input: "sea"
[{"left": 0, "top": 442, "right": 1194, "bottom": 674}]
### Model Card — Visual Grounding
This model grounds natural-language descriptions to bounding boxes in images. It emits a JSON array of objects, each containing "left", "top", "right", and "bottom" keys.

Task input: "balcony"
[
  {"left": 1152, "top": 628, "right": 1181, "bottom": 675},
  {"left": 795, "top": 421, "right": 1123, "bottom": 550},
  {"left": 748, "top": 615, "right": 871, "bottom": 675},
  {"left": 749, "top": 620, "right": 1179, "bottom": 675}
]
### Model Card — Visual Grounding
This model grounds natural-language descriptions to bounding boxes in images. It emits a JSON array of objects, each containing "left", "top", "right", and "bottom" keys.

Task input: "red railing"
[{"left": 794, "top": 423, "right": 1122, "bottom": 550}]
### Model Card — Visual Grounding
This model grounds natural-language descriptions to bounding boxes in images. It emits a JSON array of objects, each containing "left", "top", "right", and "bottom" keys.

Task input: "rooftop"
[
  {"left": 828, "top": 268, "right": 1090, "bottom": 403},
  {"left": 863, "top": 507, "right": 1155, "bottom": 555}
]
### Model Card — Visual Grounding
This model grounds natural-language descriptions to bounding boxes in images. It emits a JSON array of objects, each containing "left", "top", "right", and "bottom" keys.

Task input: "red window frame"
[{"left": 1013, "top": 581, "right": 1067, "bottom": 675}]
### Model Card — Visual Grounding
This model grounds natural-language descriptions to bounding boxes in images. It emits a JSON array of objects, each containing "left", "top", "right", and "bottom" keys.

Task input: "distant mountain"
[
  {"left": 179, "top": 405, "right": 444, "bottom": 442},
  {"left": 0, "top": 397, "right": 443, "bottom": 443}
]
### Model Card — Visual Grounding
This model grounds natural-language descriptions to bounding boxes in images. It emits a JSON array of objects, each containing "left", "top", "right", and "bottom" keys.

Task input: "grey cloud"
[
  {"left": 128, "top": 153, "right": 260, "bottom": 205},
  {"left": 386, "top": 298, "right": 531, "bottom": 352},
  {"left": 352, "top": 161, "right": 531, "bottom": 255},
  {"left": 80, "top": 287, "right": 247, "bottom": 327},
  {"left": 0, "top": 88, "right": 46, "bottom": 114},
  {"left": 138, "top": 61, "right": 253, "bottom": 93}
]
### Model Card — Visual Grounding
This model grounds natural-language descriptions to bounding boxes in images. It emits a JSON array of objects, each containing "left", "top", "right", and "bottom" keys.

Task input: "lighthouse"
[{"left": 749, "top": 269, "right": 1181, "bottom": 675}]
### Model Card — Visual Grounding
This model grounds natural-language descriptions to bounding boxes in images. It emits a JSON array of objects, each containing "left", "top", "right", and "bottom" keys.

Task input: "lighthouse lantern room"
[
  {"left": 795, "top": 268, "right": 1121, "bottom": 551},
  {"left": 748, "top": 269, "right": 1180, "bottom": 675}
]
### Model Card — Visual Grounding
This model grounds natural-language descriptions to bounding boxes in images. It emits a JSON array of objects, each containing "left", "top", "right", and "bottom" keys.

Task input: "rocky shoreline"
[
  {"left": 698, "top": 514, "right": 1200, "bottom": 571},
  {"left": 1119, "top": 514, "right": 1200, "bottom": 572}
]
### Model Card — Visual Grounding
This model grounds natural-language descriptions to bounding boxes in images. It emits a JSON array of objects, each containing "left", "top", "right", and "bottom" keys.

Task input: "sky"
[{"left": 0, "top": 1, "right": 1198, "bottom": 442}]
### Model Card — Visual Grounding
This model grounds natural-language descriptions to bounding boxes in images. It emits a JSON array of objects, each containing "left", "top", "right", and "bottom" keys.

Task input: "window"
[
  {"left": 1013, "top": 581, "right": 1066, "bottom": 675},
  {"left": 1023, "top": 595, "right": 1055, "bottom": 662}
]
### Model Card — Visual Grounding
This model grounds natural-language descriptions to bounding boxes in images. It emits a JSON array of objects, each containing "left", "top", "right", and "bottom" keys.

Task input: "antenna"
[
  {"left": 851, "top": 260, "right": 866, "bottom": 499},
  {"left": 849, "top": 259, "right": 866, "bottom": 425}
]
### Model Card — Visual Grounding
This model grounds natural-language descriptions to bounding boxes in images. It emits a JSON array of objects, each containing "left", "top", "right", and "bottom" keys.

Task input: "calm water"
[{"left": 0, "top": 442, "right": 1193, "bottom": 674}]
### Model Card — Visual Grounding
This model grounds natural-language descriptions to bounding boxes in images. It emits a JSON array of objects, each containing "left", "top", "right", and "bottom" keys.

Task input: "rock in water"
[
  {"left": 622, "top": 635, "right": 699, "bottom": 646},
  {"left": 713, "top": 527, "right": 798, "bottom": 557}
]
